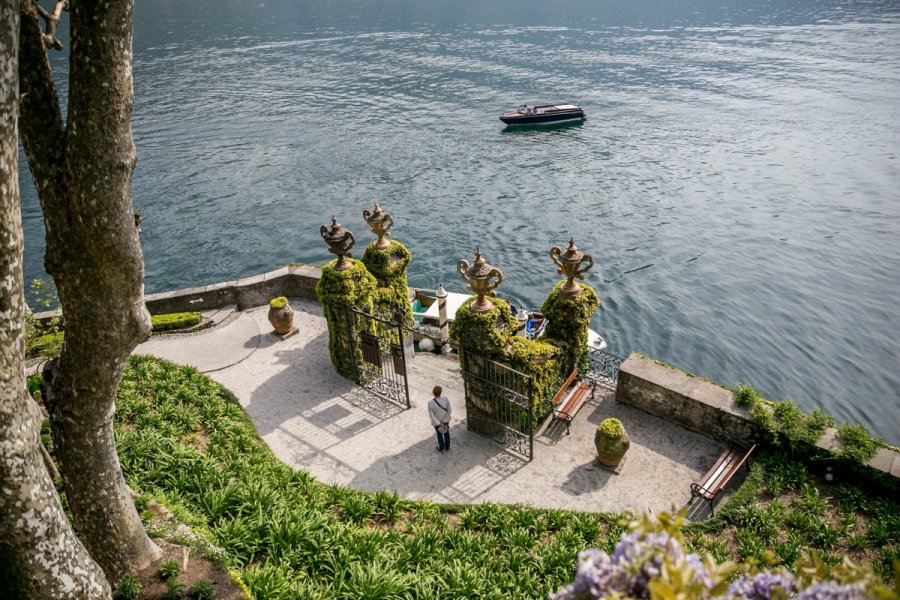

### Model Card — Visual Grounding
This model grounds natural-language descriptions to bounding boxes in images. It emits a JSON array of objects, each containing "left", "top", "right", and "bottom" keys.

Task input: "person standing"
[{"left": 428, "top": 385, "right": 452, "bottom": 452}]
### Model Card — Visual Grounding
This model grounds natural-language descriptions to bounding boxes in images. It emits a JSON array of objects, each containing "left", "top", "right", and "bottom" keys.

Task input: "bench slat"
[
  {"left": 550, "top": 369, "right": 579, "bottom": 407},
  {"left": 690, "top": 445, "right": 756, "bottom": 509},
  {"left": 556, "top": 382, "right": 592, "bottom": 417}
]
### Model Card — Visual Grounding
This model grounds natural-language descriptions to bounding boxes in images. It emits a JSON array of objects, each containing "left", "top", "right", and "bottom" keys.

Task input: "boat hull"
[{"left": 499, "top": 110, "right": 585, "bottom": 125}]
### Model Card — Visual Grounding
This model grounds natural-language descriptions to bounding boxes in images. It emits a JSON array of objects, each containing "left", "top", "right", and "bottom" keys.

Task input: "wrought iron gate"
[
  {"left": 586, "top": 347, "right": 625, "bottom": 387},
  {"left": 460, "top": 350, "right": 534, "bottom": 460},
  {"left": 346, "top": 306, "right": 410, "bottom": 409}
]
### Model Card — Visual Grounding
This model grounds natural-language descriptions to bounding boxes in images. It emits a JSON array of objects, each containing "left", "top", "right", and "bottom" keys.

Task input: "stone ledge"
[{"left": 616, "top": 353, "right": 899, "bottom": 482}]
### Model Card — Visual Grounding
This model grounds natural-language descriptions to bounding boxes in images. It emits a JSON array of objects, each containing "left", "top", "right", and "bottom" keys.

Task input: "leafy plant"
[
  {"left": 160, "top": 557, "right": 182, "bottom": 580},
  {"left": 268, "top": 296, "right": 289, "bottom": 309},
  {"left": 189, "top": 578, "right": 216, "bottom": 600},
  {"left": 114, "top": 573, "right": 142, "bottom": 600},
  {"left": 163, "top": 576, "right": 185, "bottom": 600},
  {"left": 598, "top": 418, "right": 624, "bottom": 438},
  {"left": 837, "top": 423, "right": 882, "bottom": 462},
  {"left": 733, "top": 382, "right": 762, "bottom": 408}
]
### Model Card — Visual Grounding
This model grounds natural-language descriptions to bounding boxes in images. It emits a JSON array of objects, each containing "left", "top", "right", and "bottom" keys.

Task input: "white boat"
[{"left": 411, "top": 289, "right": 607, "bottom": 351}]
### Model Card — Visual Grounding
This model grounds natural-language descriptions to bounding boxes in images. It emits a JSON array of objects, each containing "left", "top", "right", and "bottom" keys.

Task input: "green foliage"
[
  {"left": 449, "top": 296, "right": 516, "bottom": 356},
  {"left": 189, "top": 578, "right": 216, "bottom": 600},
  {"left": 27, "top": 373, "right": 43, "bottom": 399},
  {"left": 540, "top": 282, "right": 600, "bottom": 374},
  {"left": 114, "top": 573, "right": 142, "bottom": 600},
  {"left": 111, "top": 357, "right": 895, "bottom": 597},
  {"left": 505, "top": 336, "right": 562, "bottom": 413},
  {"left": 599, "top": 418, "right": 624, "bottom": 438},
  {"left": 361, "top": 240, "right": 413, "bottom": 324},
  {"left": 315, "top": 260, "right": 377, "bottom": 378},
  {"left": 837, "top": 423, "right": 883, "bottom": 462},
  {"left": 268, "top": 296, "right": 289, "bottom": 309},
  {"left": 160, "top": 557, "right": 182, "bottom": 579},
  {"left": 25, "top": 330, "right": 65, "bottom": 359},
  {"left": 163, "top": 577, "right": 185, "bottom": 600},
  {"left": 152, "top": 312, "right": 203, "bottom": 332},
  {"left": 733, "top": 381, "right": 762, "bottom": 408}
]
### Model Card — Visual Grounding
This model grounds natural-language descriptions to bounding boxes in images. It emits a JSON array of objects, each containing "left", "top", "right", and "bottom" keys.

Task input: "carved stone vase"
[
  {"left": 268, "top": 304, "right": 294, "bottom": 335},
  {"left": 595, "top": 426, "right": 630, "bottom": 467}
]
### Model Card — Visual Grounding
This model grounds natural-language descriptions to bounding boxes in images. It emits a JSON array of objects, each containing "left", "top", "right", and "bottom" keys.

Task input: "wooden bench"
[
  {"left": 550, "top": 368, "right": 595, "bottom": 435},
  {"left": 689, "top": 444, "right": 756, "bottom": 514}
]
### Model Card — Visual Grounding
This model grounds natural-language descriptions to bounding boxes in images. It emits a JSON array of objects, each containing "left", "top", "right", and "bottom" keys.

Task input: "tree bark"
[
  {"left": 18, "top": 0, "right": 161, "bottom": 582},
  {"left": 0, "top": 3, "right": 110, "bottom": 597}
]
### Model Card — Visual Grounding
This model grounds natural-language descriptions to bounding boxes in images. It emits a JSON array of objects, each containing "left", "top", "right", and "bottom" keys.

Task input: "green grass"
[{"left": 109, "top": 356, "right": 897, "bottom": 597}]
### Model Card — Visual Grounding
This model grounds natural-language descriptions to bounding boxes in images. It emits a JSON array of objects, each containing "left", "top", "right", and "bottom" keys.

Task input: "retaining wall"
[
  {"left": 143, "top": 265, "right": 323, "bottom": 314},
  {"left": 616, "top": 353, "right": 900, "bottom": 481}
]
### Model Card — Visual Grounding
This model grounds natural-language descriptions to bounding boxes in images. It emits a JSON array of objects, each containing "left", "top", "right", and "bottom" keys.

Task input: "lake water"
[{"left": 19, "top": 0, "right": 900, "bottom": 443}]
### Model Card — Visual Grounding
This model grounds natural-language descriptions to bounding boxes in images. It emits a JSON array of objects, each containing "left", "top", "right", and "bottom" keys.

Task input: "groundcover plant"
[{"left": 95, "top": 356, "right": 896, "bottom": 599}]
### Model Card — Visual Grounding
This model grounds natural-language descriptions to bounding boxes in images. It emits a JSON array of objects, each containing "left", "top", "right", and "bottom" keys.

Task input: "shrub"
[
  {"left": 114, "top": 573, "right": 142, "bottom": 600},
  {"left": 268, "top": 296, "right": 289, "bottom": 309},
  {"left": 733, "top": 382, "right": 762, "bottom": 408},
  {"left": 189, "top": 578, "right": 216, "bottom": 600},
  {"left": 598, "top": 418, "right": 624, "bottom": 438},
  {"left": 152, "top": 312, "right": 202, "bottom": 332},
  {"left": 26, "top": 330, "right": 64, "bottom": 358},
  {"left": 160, "top": 557, "right": 182, "bottom": 580}
]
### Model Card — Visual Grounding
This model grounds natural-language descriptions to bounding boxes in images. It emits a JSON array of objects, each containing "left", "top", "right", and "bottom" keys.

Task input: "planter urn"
[
  {"left": 268, "top": 298, "right": 294, "bottom": 334},
  {"left": 595, "top": 418, "right": 630, "bottom": 467}
]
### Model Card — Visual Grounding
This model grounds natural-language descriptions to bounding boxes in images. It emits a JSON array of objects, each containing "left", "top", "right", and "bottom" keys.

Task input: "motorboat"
[
  {"left": 499, "top": 103, "right": 585, "bottom": 125},
  {"left": 506, "top": 298, "right": 607, "bottom": 350}
]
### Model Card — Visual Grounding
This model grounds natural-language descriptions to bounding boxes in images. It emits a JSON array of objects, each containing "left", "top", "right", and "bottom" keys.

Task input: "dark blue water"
[{"left": 19, "top": 0, "right": 900, "bottom": 443}]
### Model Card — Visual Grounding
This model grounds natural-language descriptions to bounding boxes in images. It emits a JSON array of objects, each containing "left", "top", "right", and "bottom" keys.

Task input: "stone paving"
[{"left": 135, "top": 298, "right": 729, "bottom": 517}]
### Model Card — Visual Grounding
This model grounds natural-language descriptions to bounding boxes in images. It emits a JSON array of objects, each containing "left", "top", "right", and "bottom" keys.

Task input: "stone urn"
[
  {"left": 595, "top": 418, "right": 630, "bottom": 467},
  {"left": 268, "top": 296, "right": 294, "bottom": 334}
]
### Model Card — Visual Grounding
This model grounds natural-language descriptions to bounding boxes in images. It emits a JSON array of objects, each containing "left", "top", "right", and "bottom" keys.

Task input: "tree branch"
[{"left": 35, "top": 0, "right": 67, "bottom": 50}]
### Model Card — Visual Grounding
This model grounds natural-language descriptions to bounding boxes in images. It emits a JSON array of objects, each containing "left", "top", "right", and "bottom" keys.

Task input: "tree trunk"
[
  {"left": 18, "top": 0, "right": 161, "bottom": 582},
  {"left": 0, "top": 3, "right": 110, "bottom": 597}
]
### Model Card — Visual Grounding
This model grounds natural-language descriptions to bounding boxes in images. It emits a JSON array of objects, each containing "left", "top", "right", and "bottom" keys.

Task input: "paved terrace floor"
[{"left": 135, "top": 298, "right": 730, "bottom": 518}]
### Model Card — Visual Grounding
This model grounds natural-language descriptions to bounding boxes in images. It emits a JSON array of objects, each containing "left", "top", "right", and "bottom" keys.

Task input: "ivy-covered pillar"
[
  {"left": 361, "top": 240, "right": 412, "bottom": 321},
  {"left": 541, "top": 281, "right": 600, "bottom": 374},
  {"left": 450, "top": 296, "right": 517, "bottom": 359},
  {"left": 316, "top": 216, "right": 377, "bottom": 378},
  {"left": 316, "top": 259, "right": 376, "bottom": 379},
  {"left": 542, "top": 239, "right": 601, "bottom": 374}
]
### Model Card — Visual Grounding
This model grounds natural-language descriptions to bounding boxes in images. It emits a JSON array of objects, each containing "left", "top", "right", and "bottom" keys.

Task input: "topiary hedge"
[
  {"left": 505, "top": 336, "right": 562, "bottom": 415},
  {"left": 151, "top": 312, "right": 203, "bottom": 332},
  {"left": 316, "top": 259, "right": 377, "bottom": 378},
  {"left": 541, "top": 281, "right": 600, "bottom": 374}
]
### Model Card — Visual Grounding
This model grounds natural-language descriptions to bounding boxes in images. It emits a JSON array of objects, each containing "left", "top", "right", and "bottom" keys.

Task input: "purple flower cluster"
[
  {"left": 794, "top": 581, "right": 867, "bottom": 600},
  {"left": 550, "top": 531, "right": 872, "bottom": 600},
  {"left": 549, "top": 531, "right": 713, "bottom": 599},
  {"left": 728, "top": 571, "right": 795, "bottom": 599}
]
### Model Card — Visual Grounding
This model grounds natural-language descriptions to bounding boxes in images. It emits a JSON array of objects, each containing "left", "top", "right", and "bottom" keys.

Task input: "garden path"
[{"left": 135, "top": 298, "right": 729, "bottom": 517}]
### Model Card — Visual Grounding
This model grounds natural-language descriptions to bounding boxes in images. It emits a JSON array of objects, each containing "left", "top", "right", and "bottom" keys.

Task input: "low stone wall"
[
  {"left": 616, "top": 354, "right": 759, "bottom": 447},
  {"left": 616, "top": 353, "right": 900, "bottom": 481},
  {"left": 144, "top": 265, "right": 323, "bottom": 314}
]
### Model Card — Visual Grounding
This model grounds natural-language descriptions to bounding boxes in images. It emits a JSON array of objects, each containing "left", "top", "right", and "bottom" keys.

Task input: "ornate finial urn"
[
  {"left": 549, "top": 238, "right": 594, "bottom": 296},
  {"left": 456, "top": 248, "right": 504, "bottom": 312},
  {"left": 320, "top": 216, "right": 356, "bottom": 271},
  {"left": 362, "top": 202, "right": 394, "bottom": 249}
]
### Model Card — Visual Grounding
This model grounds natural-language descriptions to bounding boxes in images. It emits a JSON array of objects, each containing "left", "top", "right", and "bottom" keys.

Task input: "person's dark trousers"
[{"left": 434, "top": 426, "right": 450, "bottom": 451}]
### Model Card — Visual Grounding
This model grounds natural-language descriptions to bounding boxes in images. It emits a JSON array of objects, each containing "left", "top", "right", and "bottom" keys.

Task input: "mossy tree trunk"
[
  {"left": 0, "top": 6, "right": 110, "bottom": 595},
  {"left": 18, "top": 0, "right": 161, "bottom": 583}
]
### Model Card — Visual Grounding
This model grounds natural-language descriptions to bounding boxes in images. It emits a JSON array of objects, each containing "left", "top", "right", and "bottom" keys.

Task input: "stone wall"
[
  {"left": 617, "top": 354, "right": 761, "bottom": 447},
  {"left": 143, "top": 265, "right": 322, "bottom": 314},
  {"left": 616, "top": 353, "right": 900, "bottom": 481}
]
